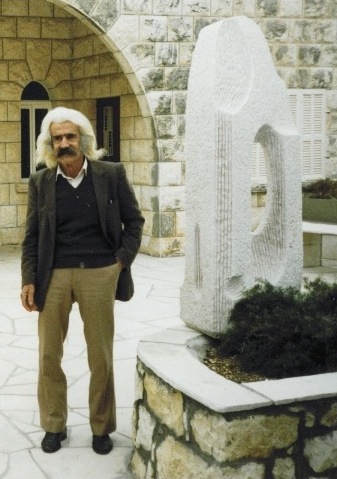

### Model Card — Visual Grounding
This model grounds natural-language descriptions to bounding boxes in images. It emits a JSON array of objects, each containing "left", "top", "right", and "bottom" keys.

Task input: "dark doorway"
[{"left": 96, "top": 97, "right": 120, "bottom": 162}]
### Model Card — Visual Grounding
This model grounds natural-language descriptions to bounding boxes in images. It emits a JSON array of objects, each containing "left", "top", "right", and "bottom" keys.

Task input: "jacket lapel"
[
  {"left": 45, "top": 169, "right": 57, "bottom": 242},
  {"left": 90, "top": 161, "right": 109, "bottom": 238}
]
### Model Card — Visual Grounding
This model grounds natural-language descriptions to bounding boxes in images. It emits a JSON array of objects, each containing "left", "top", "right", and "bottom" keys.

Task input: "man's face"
[{"left": 50, "top": 121, "right": 82, "bottom": 164}]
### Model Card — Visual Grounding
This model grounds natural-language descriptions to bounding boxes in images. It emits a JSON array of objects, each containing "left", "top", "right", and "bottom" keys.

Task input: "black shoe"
[
  {"left": 41, "top": 429, "right": 67, "bottom": 453},
  {"left": 92, "top": 435, "right": 113, "bottom": 455}
]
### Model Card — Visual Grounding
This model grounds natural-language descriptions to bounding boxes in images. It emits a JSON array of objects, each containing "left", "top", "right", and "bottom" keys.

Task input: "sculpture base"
[{"left": 131, "top": 328, "right": 337, "bottom": 478}]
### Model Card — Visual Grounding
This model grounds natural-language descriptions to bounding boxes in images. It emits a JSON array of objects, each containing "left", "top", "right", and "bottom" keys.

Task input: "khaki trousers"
[{"left": 38, "top": 264, "right": 120, "bottom": 436}]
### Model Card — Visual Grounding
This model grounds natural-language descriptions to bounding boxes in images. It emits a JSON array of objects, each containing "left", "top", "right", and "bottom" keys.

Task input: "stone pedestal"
[{"left": 132, "top": 329, "right": 337, "bottom": 479}]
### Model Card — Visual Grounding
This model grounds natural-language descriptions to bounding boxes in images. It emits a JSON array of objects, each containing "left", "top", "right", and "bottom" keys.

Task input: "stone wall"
[
  {"left": 0, "top": 0, "right": 337, "bottom": 255},
  {"left": 132, "top": 359, "right": 337, "bottom": 479},
  {"left": 0, "top": 0, "right": 156, "bottom": 249}
]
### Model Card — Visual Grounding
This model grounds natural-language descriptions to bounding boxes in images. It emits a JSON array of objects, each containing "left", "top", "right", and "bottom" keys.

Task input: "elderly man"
[{"left": 21, "top": 107, "right": 144, "bottom": 455}]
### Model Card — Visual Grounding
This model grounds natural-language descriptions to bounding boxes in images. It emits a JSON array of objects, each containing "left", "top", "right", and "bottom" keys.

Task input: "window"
[
  {"left": 96, "top": 97, "right": 120, "bottom": 162},
  {"left": 21, "top": 82, "right": 50, "bottom": 178},
  {"left": 251, "top": 89, "right": 326, "bottom": 184}
]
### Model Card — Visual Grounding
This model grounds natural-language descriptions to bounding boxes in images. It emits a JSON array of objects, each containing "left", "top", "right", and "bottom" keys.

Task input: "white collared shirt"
[{"left": 56, "top": 158, "right": 88, "bottom": 188}]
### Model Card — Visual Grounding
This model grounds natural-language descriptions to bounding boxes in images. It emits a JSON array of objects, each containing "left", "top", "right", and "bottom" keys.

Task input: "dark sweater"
[{"left": 53, "top": 169, "right": 115, "bottom": 268}]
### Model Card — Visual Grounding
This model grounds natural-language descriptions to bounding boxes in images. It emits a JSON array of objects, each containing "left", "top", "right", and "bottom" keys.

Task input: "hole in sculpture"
[{"left": 251, "top": 140, "right": 268, "bottom": 232}]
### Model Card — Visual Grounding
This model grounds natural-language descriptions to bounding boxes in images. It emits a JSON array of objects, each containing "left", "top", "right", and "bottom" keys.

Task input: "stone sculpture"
[{"left": 181, "top": 16, "right": 302, "bottom": 337}]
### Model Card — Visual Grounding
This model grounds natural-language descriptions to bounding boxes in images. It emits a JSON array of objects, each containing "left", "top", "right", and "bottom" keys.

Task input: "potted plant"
[{"left": 302, "top": 178, "right": 337, "bottom": 223}]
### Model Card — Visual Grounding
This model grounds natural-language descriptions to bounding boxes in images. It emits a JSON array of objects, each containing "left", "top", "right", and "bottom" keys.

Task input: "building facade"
[{"left": 0, "top": 0, "right": 336, "bottom": 256}]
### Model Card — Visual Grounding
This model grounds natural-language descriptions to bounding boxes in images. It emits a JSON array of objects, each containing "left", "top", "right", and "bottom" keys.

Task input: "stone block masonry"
[
  {"left": 0, "top": 0, "right": 160, "bottom": 248},
  {"left": 132, "top": 359, "right": 337, "bottom": 479},
  {"left": 0, "top": 0, "right": 337, "bottom": 256}
]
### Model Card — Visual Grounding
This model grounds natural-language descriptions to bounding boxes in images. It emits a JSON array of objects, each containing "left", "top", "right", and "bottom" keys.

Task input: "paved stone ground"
[
  {"left": 1, "top": 246, "right": 337, "bottom": 478},
  {"left": 0, "top": 247, "right": 184, "bottom": 479}
]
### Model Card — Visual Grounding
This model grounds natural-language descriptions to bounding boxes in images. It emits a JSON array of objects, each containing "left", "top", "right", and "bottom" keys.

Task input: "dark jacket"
[{"left": 21, "top": 160, "right": 144, "bottom": 311}]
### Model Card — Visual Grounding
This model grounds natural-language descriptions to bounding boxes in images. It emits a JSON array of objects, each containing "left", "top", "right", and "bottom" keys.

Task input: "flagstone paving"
[
  {"left": 1, "top": 246, "right": 336, "bottom": 478},
  {"left": 0, "top": 247, "right": 184, "bottom": 479}
]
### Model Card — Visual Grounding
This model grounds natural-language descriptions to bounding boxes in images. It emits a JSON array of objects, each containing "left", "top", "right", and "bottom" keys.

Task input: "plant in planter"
[
  {"left": 302, "top": 178, "right": 337, "bottom": 223},
  {"left": 215, "top": 278, "right": 337, "bottom": 379}
]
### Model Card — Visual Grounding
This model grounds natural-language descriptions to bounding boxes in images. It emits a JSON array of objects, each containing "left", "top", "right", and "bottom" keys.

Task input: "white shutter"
[
  {"left": 251, "top": 89, "right": 326, "bottom": 184},
  {"left": 251, "top": 142, "right": 267, "bottom": 180},
  {"left": 288, "top": 93, "right": 298, "bottom": 124}
]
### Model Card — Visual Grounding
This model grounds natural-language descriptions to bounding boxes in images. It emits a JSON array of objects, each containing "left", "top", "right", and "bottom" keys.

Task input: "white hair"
[{"left": 35, "top": 107, "right": 106, "bottom": 168}]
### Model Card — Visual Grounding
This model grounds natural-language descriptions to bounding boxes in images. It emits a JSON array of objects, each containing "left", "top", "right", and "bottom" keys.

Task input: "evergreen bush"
[
  {"left": 217, "top": 278, "right": 337, "bottom": 379},
  {"left": 302, "top": 178, "right": 337, "bottom": 199}
]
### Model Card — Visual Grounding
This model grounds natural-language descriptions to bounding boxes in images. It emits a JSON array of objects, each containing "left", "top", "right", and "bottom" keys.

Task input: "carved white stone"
[{"left": 181, "top": 16, "right": 302, "bottom": 337}]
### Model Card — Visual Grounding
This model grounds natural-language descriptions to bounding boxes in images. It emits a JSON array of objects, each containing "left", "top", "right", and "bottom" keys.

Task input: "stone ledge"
[
  {"left": 303, "top": 221, "right": 337, "bottom": 235},
  {"left": 138, "top": 327, "right": 272, "bottom": 413},
  {"left": 138, "top": 326, "right": 337, "bottom": 412}
]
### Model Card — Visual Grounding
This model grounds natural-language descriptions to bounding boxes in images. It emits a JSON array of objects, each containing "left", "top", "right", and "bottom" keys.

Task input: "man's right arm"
[{"left": 21, "top": 175, "right": 39, "bottom": 311}]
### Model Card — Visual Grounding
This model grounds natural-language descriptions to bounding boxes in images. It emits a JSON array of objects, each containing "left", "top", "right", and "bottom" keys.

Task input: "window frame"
[{"left": 21, "top": 100, "right": 51, "bottom": 179}]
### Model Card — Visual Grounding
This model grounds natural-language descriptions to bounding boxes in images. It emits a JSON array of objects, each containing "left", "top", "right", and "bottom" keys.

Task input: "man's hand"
[
  {"left": 21, "top": 284, "right": 37, "bottom": 312},
  {"left": 116, "top": 259, "right": 124, "bottom": 271}
]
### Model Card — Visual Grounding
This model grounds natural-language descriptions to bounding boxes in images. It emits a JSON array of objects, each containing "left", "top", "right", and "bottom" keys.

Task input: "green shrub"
[
  {"left": 302, "top": 178, "right": 337, "bottom": 199},
  {"left": 217, "top": 279, "right": 337, "bottom": 379}
]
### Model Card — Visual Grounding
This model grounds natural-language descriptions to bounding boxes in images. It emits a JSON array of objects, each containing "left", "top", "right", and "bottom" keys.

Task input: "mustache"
[{"left": 57, "top": 147, "right": 77, "bottom": 157}]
